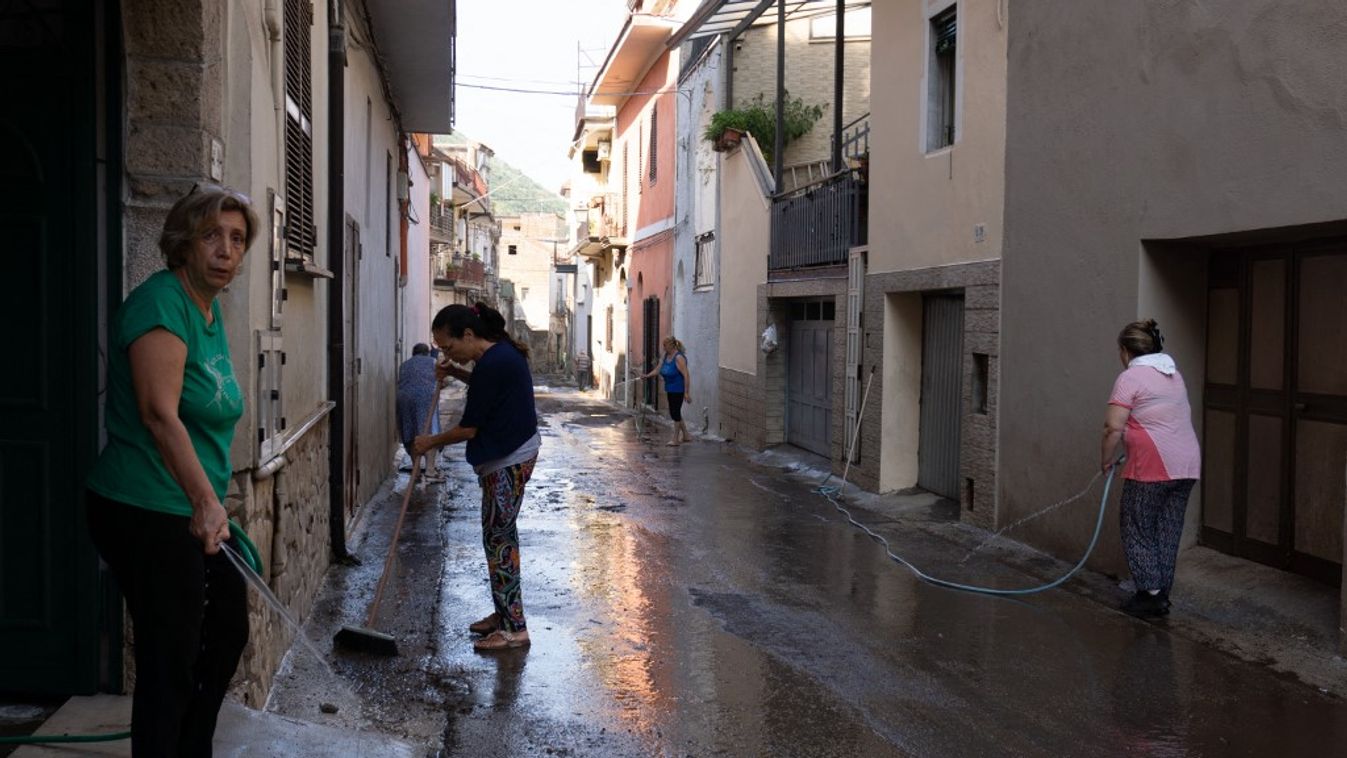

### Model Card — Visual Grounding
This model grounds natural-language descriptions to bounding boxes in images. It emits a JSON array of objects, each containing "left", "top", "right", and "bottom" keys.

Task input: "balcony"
[
  {"left": 428, "top": 204, "right": 453, "bottom": 240},
  {"left": 456, "top": 258, "right": 486, "bottom": 290},
  {"left": 769, "top": 168, "right": 867, "bottom": 272},
  {"left": 571, "top": 194, "right": 627, "bottom": 259}
]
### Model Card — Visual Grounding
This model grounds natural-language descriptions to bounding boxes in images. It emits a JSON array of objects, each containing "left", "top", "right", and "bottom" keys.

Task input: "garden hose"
[
  {"left": 0, "top": 523, "right": 262, "bottom": 746},
  {"left": 229, "top": 519, "right": 264, "bottom": 575}
]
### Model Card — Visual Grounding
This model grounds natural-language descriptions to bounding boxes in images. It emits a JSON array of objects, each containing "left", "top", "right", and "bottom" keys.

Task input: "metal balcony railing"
[
  {"left": 429, "top": 204, "right": 453, "bottom": 238},
  {"left": 769, "top": 168, "right": 867, "bottom": 271},
  {"left": 842, "top": 112, "right": 870, "bottom": 160}
]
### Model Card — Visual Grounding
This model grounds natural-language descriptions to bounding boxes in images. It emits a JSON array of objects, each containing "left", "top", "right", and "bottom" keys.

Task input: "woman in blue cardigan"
[{"left": 414, "top": 302, "right": 539, "bottom": 651}]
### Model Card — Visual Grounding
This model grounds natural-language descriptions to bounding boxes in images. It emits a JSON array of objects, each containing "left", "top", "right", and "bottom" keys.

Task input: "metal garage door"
[{"left": 918, "top": 295, "right": 965, "bottom": 498}]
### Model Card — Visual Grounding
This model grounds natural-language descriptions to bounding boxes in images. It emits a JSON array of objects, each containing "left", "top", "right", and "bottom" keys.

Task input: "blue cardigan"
[{"left": 459, "top": 341, "right": 537, "bottom": 466}]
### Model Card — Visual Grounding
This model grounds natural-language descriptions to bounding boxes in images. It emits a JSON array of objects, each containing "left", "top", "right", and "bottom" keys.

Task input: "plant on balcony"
[
  {"left": 703, "top": 92, "right": 824, "bottom": 164},
  {"left": 430, "top": 191, "right": 441, "bottom": 206}
]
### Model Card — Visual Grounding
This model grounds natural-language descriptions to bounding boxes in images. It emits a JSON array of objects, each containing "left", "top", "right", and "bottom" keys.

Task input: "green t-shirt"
[{"left": 87, "top": 270, "right": 244, "bottom": 516}]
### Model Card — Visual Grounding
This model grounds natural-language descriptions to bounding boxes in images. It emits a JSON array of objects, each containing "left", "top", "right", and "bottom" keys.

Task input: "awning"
[
  {"left": 668, "top": 0, "right": 868, "bottom": 48},
  {"left": 364, "top": 0, "right": 456, "bottom": 132},
  {"left": 589, "top": 14, "right": 680, "bottom": 108}
]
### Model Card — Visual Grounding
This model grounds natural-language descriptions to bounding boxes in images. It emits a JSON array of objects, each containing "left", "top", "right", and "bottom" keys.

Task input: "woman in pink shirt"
[{"left": 1101, "top": 319, "right": 1201, "bottom": 618}]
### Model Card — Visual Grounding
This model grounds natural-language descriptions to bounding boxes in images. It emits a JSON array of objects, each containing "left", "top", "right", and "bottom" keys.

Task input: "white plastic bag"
[{"left": 760, "top": 323, "right": 779, "bottom": 354}]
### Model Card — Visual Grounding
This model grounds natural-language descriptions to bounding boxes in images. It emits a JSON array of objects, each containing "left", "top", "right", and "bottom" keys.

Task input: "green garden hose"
[{"left": 0, "top": 523, "right": 262, "bottom": 746}]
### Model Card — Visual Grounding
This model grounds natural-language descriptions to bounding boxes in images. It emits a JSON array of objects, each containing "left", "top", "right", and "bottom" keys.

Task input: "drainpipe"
[
  {"left": 773, "top": 0, "right": 785, "bottom": 188},
  {"left": 326, "top": 0, "right": 349, "bottom": 559},
  {"left": 831, "top": 0, "right": 844, "bottom": 173}
]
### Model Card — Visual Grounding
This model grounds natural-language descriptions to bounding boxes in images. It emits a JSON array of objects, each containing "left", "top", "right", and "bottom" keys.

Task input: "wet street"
[{"left": 267, "top": 389, "right": 1347, "bottom": 757}]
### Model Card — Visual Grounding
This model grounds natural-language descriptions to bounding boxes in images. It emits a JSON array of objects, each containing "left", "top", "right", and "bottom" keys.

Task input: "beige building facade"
[
  {"left": 850, "top": 0, "right": 1006, "bottom": 528},
  {"left": 997, "top": 0, "right": 1347, "bottom": 640}
]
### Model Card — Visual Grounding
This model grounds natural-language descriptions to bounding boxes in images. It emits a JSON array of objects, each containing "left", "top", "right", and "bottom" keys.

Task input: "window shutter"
[
  {"left": 283, "top": 0, "right": 315, "bottom": 260},
  {"left": 933, "top": 9, "right": 957, "bottom": 55},
  {"left": 649, "top": 105, "right": 658, "bottom": 185}
]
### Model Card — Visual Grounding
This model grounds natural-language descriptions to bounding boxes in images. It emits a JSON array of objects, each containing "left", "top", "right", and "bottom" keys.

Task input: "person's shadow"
[{"left": 483, "top": 648, "right": 528, "bottom": 712}]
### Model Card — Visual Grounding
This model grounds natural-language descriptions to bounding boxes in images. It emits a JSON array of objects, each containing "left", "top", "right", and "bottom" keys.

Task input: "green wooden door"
[{"left": 0, "top": 1, "right": 105, "bottom": 694}]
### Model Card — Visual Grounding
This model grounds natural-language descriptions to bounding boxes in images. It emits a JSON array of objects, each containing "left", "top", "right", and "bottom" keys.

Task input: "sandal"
[
  {"left": 468, "top": 613, "right": 500, "bottom": 635},
  {"left": 473, "top": 629, "right": 530, "bottom": 651}
]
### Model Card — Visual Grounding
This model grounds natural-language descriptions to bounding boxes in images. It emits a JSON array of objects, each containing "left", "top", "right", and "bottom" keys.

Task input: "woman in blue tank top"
[{"left": 641, "top": 336, "right": 692, "bottom": 446}]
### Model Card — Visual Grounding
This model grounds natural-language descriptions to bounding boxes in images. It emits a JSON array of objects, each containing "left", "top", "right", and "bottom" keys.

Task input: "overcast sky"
[{"left": 453, "top": 0, "right": 630, "bottom": 195}]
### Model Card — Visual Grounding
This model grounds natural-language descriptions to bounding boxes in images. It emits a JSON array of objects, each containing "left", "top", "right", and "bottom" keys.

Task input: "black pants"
[
  {"left": 666, "top": 391, "right": 684, "bottom": 422},
  {"left": 86, "top": 491, "right": 249, "bottom": 757}
]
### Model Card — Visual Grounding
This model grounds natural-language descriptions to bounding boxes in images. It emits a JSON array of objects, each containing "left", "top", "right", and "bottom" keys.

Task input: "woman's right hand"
[{"left": 190, "top": 498, "right": 232, "bottom": 555}]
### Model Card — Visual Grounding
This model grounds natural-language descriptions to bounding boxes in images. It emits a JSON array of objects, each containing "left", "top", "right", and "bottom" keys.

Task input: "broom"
[{"left": 334, "top": 377, "right": 443, "bottom": 655}]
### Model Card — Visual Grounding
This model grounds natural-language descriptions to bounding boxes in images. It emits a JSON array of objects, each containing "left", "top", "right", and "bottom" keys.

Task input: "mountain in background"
[{"left": 434, "top": 132, "right": 566, "bottom": 218}]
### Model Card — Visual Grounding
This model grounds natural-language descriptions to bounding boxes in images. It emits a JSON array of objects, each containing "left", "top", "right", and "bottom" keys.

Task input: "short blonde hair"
[
  {"left": 663, "top": 336, "right": 685, "bottom": 353},
  {"left": 159, "top": 184, "right": 260, "bottom": 270}
]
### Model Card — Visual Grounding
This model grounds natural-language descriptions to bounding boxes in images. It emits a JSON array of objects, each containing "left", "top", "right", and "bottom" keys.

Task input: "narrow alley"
[{"left": 263, "top": 389, "right": 1347, "bottom": 756}]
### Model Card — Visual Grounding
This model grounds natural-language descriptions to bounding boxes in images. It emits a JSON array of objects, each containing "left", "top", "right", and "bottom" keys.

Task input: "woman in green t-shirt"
[{"left": 85, "top": 184, "right": 257, "bottom": 755}]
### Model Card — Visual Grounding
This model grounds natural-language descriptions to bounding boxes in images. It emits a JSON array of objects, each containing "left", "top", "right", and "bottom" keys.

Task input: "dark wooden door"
[
  {"left": 1203, "top": 243, "right": 1347, "bottom": 585},
  {"left": 643, "top": 296, "right": 660, "bottom": 409},
  {"left": 0, "top": 1, "right": 104, "bottom": 693}
]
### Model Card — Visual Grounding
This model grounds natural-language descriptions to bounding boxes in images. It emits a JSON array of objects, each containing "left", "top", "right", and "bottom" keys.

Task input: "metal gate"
[
  {"left": 788, "top": 304, "right": 834, "bottom": 457},
  {"left": 642, "top": 296, "right": 661, "bottom": 408},
  {"left": 918, "top": 295, "right": 965, "bottom": 498}
]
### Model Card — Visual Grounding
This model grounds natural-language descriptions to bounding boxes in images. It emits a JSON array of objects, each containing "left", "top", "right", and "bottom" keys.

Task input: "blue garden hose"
[
  {"left": 816, "top": 462, "right": 1121, "bottom": 596},
  {"left": 0, "top": 522, "right": 262, "bottom": 746}
]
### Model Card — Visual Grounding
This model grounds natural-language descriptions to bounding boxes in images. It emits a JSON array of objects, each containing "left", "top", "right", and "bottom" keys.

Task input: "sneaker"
[{"left": 1121, "top": 590, "right": 1169, "bottom": 618}]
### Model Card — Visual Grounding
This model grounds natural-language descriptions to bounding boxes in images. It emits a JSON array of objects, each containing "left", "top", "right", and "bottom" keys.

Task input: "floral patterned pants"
[
  {"left": 479, "top": 457, "right": 536, "bottom": 632},
  {"left": 1120, "top": 478, "right": 1196, "bottom": 594}
]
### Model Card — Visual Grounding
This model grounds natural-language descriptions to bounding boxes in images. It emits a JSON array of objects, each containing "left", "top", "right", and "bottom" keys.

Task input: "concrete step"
[{"left": 13, "top": 695, "right": 422, "bottom": 757}]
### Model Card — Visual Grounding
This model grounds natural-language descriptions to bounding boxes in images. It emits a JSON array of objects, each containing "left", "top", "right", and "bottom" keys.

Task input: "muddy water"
[{"left": 428, "top": 393, "right": 1347, "bottom": 756}]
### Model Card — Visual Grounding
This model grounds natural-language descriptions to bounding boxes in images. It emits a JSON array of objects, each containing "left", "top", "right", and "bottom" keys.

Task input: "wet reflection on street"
[{"left": 424, "top": 391, "right": 1347, "bottom": 756}]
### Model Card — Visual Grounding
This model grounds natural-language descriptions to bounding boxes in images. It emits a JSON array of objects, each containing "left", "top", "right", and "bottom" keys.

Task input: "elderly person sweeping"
[
  {"left": 397, "top": 342, "right": 444, "bottom": 483},
  {"left": 1101, "top": 319, "right": 1201, "bottom": 618}
]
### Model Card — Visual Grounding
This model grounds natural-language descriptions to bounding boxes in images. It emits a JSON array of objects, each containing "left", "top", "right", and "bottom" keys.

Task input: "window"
[
  {"left": 973, "top": 353, "right": 989, "bottom": 414},
  {"left": 648, "top": 105, "right": 658, "bottom": 185},
  {"left": 621, "top": 143, "right": 629, "bottom": 234},
  {"left": 283, "top": 0, "right": 315, "bottom": 260},
  {"left": 605, "top": 305, "right": 614, "bottom": 351},
  {"left": 508, "top": 244, "right": 517, "bottom": 255},
  {"left": 521, "top": 287, "right": 529, "bottom": 299},
  {"left": 809, "top": 7, "right": 872, "bottom": 39},
  {"left": 582, "top": 149, "right": 601, "bottom": 174},
  {"left": 927, "top": 6, "right": 957, "bottom": 152},
  {"left": 637, "top": 123, "right": 643, "bottom": 195},
  {"left": 694, "top": 232, "right": 715, "bottom": 290}
]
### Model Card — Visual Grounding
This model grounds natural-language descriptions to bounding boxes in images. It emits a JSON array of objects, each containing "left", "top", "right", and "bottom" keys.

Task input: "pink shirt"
[{"left": 1108, "top": 364, "right": 1202, "bottom": 482}]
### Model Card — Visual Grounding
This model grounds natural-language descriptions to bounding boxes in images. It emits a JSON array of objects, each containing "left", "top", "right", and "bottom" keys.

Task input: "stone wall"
[
  {"left": 853, "top": 259, "right": 1000, "bottom": 528},
  {"left": 719, "top": 367, "right": 766, "bottom": 449},
  {"left": 229, "top": 416, "right": 332, "bottom": 707}
]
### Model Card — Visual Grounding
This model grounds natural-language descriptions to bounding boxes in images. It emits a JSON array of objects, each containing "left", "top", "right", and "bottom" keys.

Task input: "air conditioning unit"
[{"left": 596, "top": 140, "right": 611, "bottom": 162}]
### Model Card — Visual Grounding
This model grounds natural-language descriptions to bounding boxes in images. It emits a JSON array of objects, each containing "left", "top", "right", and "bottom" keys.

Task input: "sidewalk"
[{"left": 10, "top": 695, "right": 418, "bottom": 757}]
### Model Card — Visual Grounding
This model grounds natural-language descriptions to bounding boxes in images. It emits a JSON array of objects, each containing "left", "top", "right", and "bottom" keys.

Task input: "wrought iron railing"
[
  {"left": 842, "top": 112, "right": 870, "bottom": 160},
  {"left": 769, "top": 168, "right": 867, "bottom": 271},
  {"left": 429, "top": 204, "right": 453, "bottom": 238}
]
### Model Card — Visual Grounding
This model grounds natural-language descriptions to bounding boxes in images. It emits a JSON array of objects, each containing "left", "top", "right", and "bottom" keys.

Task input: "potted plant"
[{"left": 703, "top": 92, "right": 824, "bottom": 165}]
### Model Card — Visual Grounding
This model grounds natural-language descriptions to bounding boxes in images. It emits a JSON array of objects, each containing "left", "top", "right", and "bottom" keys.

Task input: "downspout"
[
  {"left": 326, "top": 0, "right": 349, "bottom": 559},
  {"left": 773, "top": 0, "right": 785, "bottom": 187},
  {"left": 831, "top": 0, "right": 844, "bottom": 173}
]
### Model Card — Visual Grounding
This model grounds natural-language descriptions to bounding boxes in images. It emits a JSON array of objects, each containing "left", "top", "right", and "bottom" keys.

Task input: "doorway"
[
  {"left": 1202, "top": 242, "right": 1347, "bottom": 585},
  {"left": 918, "top": 294, "right": 965, "bottom": 499},
  {"left": 787, "top": 300, "right": 835, "bottom": 457},
  {"left": 0, "top": 0, "right": 109, "bottom": 693},
  {"left": 643, "top": 295, "right": 661, "bottom": 409}
]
